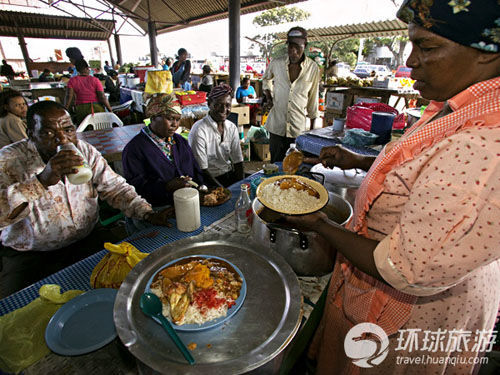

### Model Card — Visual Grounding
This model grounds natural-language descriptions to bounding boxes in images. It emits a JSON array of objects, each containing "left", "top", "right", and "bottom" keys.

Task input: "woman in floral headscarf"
[
  {"left": 285, "top": 1, "right": 500, "bottom": 374},
  {"left": 122, "top": 94, "right": 203, "bottom": 207}
]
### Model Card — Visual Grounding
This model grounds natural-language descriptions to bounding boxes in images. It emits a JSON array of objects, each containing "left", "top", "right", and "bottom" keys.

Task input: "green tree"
[
  {"left": 248, "top": 6, "right": 310, "bottom": 61},
  {"left": 311, "top": 39, "right": 359, "bottom": 68},
  {"left": 364, "top": 36, "right": 409, "bottom": 68}
]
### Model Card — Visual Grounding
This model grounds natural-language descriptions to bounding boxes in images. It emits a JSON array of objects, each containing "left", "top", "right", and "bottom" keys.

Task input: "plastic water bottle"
[
  {"left": 285, "top": 143, "right": 298, "bottom": 156},
  {"left": 235, "top": 184, "right": 252, "bottom": 234},
  {"left": 238, "top": 124, "right": 244, "bottom": 140},
  {"left": 56, "top": 143, "right": 93, "bottom": 185}
]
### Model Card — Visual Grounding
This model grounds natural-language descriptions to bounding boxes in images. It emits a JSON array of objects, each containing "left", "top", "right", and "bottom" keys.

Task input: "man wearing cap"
[
  {"left": 262, "top": 26, "right": 320, "bottom": 163},
  {"left": 189, "top": 84, "right": 244, "bottom": 187},
  {"left": 122, "top": 94, "right": 204, "bottom": 207}
]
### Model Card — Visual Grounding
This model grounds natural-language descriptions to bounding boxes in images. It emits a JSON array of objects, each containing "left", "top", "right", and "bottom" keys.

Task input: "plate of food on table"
[
  {"left": 145, "top": 254, "right": 246, "bottom": 331},
  {"left": 199, "top": 187, "right": 231, "bottom": 206}
]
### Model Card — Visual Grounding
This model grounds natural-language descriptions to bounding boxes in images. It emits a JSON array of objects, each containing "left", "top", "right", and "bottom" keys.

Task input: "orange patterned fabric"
[
  {"left": 309, "top": 77, "right": 500, "bottom": 374},
  {"left": 352, "top": 76, "right": 500, "bottom": 235}
]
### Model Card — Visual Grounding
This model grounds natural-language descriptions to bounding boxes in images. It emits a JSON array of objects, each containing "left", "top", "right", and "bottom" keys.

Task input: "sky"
[{"left": 0, "top": 0, "right": 402, "bottom": 65}]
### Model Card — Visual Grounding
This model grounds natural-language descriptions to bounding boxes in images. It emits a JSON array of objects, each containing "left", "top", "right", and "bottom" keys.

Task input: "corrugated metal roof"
[
  {"left": 107, "top": 0, "right": 307, "bottom": 34},
  {"left": 0, "top": 10, "right": 115, "bottom": 40},
  {"left": 276, "top": 19, "right": 408, "bottom": 43}
]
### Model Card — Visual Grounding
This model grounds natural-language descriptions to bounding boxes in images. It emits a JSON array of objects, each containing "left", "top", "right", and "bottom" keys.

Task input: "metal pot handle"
[
  {"left": 266, "top": 223, "right": 309, "bottom": 250},
  {"left": 299, "top": 171, "right": 326, "bottom": 185}
]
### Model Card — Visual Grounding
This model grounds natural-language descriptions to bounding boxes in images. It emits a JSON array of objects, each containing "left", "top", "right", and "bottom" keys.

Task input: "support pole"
[
  {"left": 148, "top": 20, "right": 158, "bottom": 67},
  {"left": 228, "top": 0, "right": 241, "bottom": 91},
  {"left": 114, "top": 33, "right": 123, "bottom": 66},
  {"left": 107, "top": 38, "right": 115, "bottom": 67},
  {"left": 16, "top": 33, "right": 32, "bottom": 77}
]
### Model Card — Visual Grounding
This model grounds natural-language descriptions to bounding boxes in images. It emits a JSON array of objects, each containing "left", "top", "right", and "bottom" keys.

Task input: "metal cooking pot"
[
  {"left": 251, "top": 192, "right": 352, "bottom": 276},
  {"left": 324, "top": 182, "right": 359, "bottom": 207}
]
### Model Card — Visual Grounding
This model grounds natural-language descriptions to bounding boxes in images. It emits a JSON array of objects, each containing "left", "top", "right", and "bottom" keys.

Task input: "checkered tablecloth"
[
  {"left": 0, "top": 178, "right": 251, "bottom": 316},
  {"left": 77, "top": 124, "right": 143, "bottom": 158},
  {"left": 296, "top": 133, "right": 379, "bottom": 157}
]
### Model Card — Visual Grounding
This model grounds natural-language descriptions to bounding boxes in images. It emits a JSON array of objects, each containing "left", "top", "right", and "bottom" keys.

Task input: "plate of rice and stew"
[
  {"left": 256, "top": 175, "right": 329, "bottom": 215},
  {"left": 145, "top": 255, "right": 246, "bottom": 331}
]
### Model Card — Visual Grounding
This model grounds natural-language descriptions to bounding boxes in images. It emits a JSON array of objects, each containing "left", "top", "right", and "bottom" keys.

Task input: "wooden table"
[
  {"left": 323, "top": 85, "right": 427, "bottom": 117},
  {"left": 77, "top": 124, "right": 143, "bottom": 163}
]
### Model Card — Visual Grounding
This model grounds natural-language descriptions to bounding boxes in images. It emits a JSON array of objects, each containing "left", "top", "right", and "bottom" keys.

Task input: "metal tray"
[{"left": 114, "top": 232, "right": 302, "bottom": 375}]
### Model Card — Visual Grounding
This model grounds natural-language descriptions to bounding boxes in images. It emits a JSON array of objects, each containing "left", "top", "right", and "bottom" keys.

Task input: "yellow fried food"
[
  {"left": 183, "top": 264, "right": 214, "bottom": 289},
  {"left": 159, "top": 263, "right": 195, "bottom": 280},
  {"left": 170, "top": 293, "right": 190, "bottom": 323}
]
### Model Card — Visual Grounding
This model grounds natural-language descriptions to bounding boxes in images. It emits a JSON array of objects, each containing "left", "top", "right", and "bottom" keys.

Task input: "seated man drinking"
[
  {"left": 0, "top": 101, "right": 173, "bottom": 298},
  {"left": 188, "top": 84, "right": 244, "bottom": 187}
]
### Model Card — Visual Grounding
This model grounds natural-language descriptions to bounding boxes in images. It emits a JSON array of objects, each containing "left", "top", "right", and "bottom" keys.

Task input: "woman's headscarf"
[
  {"left": 397, "top": 0, "right": 500, "bottom": 52},
  {"left": 145, "top": 94, "right": 182, "bottom": 118},
  {"left": 207, "top": 83, "right": 233, "bottom": 103}
]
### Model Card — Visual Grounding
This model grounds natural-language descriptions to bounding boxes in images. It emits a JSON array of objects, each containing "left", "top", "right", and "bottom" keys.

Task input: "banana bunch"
[
  {"left": 176, "top": 90, "right": 197, "bottom": 96},
  {"left": 90, "top": 242, "right": 149, "bottom": 289}
]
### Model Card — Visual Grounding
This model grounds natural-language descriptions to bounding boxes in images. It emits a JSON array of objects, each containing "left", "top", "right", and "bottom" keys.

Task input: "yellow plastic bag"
[
  {"left": 145, "top": 70, "right": 173, "bottom": 94},
  {"left": 90, "top": 242, "right": 149, "bottom": 289},
  {"left": 0, "top": 284, "right": 83, "bottom": 373}
]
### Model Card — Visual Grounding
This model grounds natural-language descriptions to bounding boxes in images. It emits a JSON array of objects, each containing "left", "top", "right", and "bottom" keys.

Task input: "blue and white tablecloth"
[
  {"left": 296, "top": 129, "right": 380, "bottom": 157},
  {"left": 0, "top": 179, "right": 252, "bottom": 316}
]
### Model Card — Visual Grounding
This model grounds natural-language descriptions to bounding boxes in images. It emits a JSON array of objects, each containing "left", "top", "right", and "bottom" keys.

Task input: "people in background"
[
  {"left": 65, "top": 59, "right": 113, "bottom": 126},
  {"left": 0, "top": 60, "right": 15, "bottom": 80},
  {"left": 104, "top": 70, "right": 121, "bottom": 104},
  {"left": 171, "top": 48, "right": 191, "bottom": 88},
  {"left": 0, "top": 101, "right": 174, "bottom": 297},
  {"left": 236, "top": 77, "right": 258, "bottom": 125},
  {"left": 262, "top": 26, "right": 320, "bottom": 163},
  {"left": 37, "top": 68, "right": 54, "bottom": 82},
  {"left": 122, "top": 94, "right": 203, "bottom": 208},
  {"left": 188, "top": 84, "right": 243, "bottom": 187},
  {"left": 182, "top": 79, "right": 192, "bottom": 91},
  {"left": 0, "top": 90, "right": 27, "bottom": 148},
  {"left": 114, "top": 63, "right": 121, "bottom": 72},
  {"left": 288, "top": 1, "right": 500, "bottom": 373},
  {"left": 162, "top": 58, "right": 173, "bottom": 71},
  {"left": 199, "top": 65, "right": 214, "bottom": 93},
  {"left": 93, "top": 67, "right": 106, "bottom": 81},
  {"left": 103, "top": 60, "right": 113, "bottom": 74}
]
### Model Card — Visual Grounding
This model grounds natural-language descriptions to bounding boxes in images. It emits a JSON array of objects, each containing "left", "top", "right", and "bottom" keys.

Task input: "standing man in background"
[
  {"left": 103, "top": 61, "right": 113, "bottom": 74},
  {"left": 0, "top": 60, "right": 15, "bottom": 80},
  {"left": 262, "top": 26, "right": 320, "bottom": 163}
]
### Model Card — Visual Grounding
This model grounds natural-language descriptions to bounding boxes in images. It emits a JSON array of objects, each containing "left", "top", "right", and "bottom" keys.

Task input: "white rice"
[
  {"left": 151, "top": 286, "right": 231, "bottom": 326},
  {"left": 260, "top": 183, "right": 320, "bottom": 214}
]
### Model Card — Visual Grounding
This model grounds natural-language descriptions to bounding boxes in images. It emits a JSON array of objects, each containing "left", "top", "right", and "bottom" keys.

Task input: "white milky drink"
[{"left": 56, "top": 143, "right": 93, "bottom": 185}]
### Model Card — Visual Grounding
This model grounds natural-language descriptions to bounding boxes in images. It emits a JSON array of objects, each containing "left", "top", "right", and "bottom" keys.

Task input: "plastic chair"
[{"left": 76, "top": 112, "right": 124, "bottom": 132}]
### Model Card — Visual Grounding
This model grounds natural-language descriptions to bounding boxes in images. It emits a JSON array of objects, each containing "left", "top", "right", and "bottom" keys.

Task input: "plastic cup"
[{"left": 370, "top": 112, "right": 395, "bottom": 144}]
